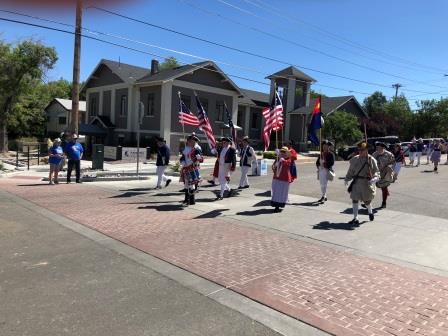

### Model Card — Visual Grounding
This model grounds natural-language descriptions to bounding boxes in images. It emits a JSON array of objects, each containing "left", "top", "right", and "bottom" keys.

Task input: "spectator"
[
  {"left": 65, "top": 134, "right": 84, "bottom": 184},
  {"left": 48, "top": 138, "right": 63, "bottom": 185}
]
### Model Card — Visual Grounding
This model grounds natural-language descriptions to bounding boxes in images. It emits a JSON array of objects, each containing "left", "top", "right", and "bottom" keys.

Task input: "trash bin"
[
  {"left": 92, "top": 144, "right": 104, "bottom": 170},
  {"left": 252, "top": 159, "right": 268, "bottom": 176}
]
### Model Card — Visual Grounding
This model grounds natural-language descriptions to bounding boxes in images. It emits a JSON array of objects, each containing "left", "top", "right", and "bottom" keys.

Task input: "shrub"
[
  {"left": 170, "top": 161, "right": 181, "bottom": 173},
  {"left": 262, "top": 151, "right": 277, "bottom": 159}
]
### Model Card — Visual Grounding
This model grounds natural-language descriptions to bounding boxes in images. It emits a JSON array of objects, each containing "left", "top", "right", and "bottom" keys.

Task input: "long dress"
[{"left": 271, "top": 158, "right": 293, "bottom": 208}]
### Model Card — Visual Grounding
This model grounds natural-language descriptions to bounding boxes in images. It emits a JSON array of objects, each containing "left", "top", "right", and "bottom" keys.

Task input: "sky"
[{"left": 1, "top": 0, "right": 448, "bottom": 109}]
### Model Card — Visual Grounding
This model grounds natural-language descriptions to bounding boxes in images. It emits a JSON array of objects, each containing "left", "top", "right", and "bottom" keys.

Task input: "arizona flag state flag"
[{"left": 307, "top": 96, "right": 323, "bottom": 146}]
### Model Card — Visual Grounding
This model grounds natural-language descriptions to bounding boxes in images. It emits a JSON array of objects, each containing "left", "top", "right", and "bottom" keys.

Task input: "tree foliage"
[
  {"left": 0, "top": 40, "right": 57, "bottom": 152},
  {"left": 323, "top": 110, "right": 363, "bottom": 148},
  {"left": 159, "top": 56, "right": 181, "bottom": 71}
]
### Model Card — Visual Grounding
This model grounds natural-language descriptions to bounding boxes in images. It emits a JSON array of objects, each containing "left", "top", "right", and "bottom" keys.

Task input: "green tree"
[
  {"left": 159, "top": 56, "right": 181, "bottom": 71},
  {"left": 323, "top": 110, "right": 363, "bottom": 149},
  {"left": 0, "top": 40, "right": 57, "bottom": 152},
  {"left": 363, "top": 91, "right": 387, "bottom": 116}
]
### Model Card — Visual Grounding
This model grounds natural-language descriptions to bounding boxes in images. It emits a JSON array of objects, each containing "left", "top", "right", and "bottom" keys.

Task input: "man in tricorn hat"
[
  {"left": 155, "top": 137, "right": 171, "bottom": 189},
  {"left": 238, "top": 136, "right": 256, "bottom": 189},
  {"left": 216, "top": 137, "right": 236, "bottom": 200},
  {"left": 179, "top": 134, "right": 203, "bottom": 206},
  {"left": 316, "top": 140, "right": 335, "bottom": 203},
  {"left": 373, "top": 141, "right": 395, "bottom": 208},
  {"left": 345, "top": 142, "right": 380, "bottom": 224}
]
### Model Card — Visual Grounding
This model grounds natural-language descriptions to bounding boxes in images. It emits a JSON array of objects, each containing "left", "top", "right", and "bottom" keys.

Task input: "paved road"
[{"left": 202, "top": 159, "right": 448, "bottom": 219}]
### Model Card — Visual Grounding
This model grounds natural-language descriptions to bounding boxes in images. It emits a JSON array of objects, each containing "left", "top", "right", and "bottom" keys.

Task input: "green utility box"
[{"left": 92, "top": 144, "right": 104, "bottom": 170}]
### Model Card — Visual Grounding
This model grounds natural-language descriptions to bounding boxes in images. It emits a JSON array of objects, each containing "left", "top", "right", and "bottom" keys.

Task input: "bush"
[
  {"left": 262, "top": 151, "right": 277, "bottom": 159},
  {"left": 170, "top": 161, "right": 181, "bottom": 173}
]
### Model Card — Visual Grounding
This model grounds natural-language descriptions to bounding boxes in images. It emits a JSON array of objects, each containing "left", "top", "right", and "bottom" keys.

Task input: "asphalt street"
[{"left": 202, "top": 159, "right": 448, "bottom": 220}]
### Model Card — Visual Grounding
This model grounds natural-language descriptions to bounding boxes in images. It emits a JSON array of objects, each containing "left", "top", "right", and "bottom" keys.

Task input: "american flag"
[
  {"left": 224, "top": 102, "right": 237, "bottom": 145},
  {"left": 195, "top": 94, "right": 216, "bottom": 150},
  {"left": 262, "top": 89, "right": 284, "bottom": 150},
  {"left": 178, "top": 94, "right": 200, "bottom": 126}
]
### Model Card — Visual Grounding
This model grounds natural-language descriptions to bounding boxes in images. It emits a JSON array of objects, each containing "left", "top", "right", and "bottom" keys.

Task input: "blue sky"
[{"left": 1, "top": 0, "right": 448, "bottom": 108}]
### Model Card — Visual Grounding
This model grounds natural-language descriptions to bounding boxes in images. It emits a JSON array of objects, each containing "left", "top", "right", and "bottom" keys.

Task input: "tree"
[
  {"left": 323, "top": 111, "right": 363, "bottom": 149},
  {"left": 363, "top": 91, "right": 387, "bottom": 116},
  {"left": 159, "top": 56, "right": 181, "bottom": 71},
  {"left": 0, "top": 40, "right": 57, "bottom": 152}
]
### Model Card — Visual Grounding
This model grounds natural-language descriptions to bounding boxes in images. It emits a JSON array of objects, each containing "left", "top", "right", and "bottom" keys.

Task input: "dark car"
[{"left": 339, "top": 136, "right": 401, "bottom": 160}]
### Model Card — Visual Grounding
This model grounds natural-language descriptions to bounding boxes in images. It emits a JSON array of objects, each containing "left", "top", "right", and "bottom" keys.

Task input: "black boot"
[
  {"left": 182, "top": 190, "right": 189, "bottom": 205},
  {"left": 189, "top": 193, "right": 195, "bottom": 205},
  {"left": 380, "top": 201, "right": 386, "bottom": 209}
]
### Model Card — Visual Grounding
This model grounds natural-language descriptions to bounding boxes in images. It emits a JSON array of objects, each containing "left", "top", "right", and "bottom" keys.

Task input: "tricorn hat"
[
  {"left": 221, "top": 136, "right": 232, "bottom": 143},
  {"left": 375, "top": 141, "right": 387, "bottom": 148},
  {"left": 187, "top": 134, "right": 200, "bottom": 142}
]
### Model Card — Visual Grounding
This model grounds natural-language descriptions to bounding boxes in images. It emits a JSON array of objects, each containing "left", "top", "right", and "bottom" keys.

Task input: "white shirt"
[
  {"left": 219, "top": 145, "right": 230, "bottom": 165},
  {"left": 182, "top": 146, "right": 193, "bottom": 167}
]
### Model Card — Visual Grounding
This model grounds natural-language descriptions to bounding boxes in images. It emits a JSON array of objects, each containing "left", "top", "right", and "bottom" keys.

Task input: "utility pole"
[
  {"left": 70, "top": 0, "right": 82, "bottom": 135},
  {"left": 392, "top": 83, "right": 403, "bottom": 99}
]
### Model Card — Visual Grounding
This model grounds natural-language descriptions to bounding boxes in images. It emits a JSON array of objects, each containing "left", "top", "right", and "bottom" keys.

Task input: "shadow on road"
[
  {"left": 292, "top": 201, "right": 321, "bottom": 207},
  {"left": 253, "top": 200, "right": 271, "bottom": 207},
  {"left": 138, "top": 204, "right": 185, "bottom": 211},
  {"left": 255, "top": 190, "right": 271, "bottom": 197},
  {"left": 313, "top": 220, "right": 366, "bottom": 231},
  {"left": 119, "top": 187, "right": 152, "bottom": 192},
  {"left": 109, "top": 192, "right": 148, "bottom": 198},
  {"left": 17, "top": 183, "right": 49, "bottom": 187},
  {"left": 194, "top": 209, "right": 229, "bottom": 219},
  {"left": 236, "top": 208, "right": 274, "bottom": 216}
]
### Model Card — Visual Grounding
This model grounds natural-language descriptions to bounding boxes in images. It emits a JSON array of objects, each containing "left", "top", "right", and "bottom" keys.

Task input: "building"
[
  {"left": 79, "top": 58, "right": 366, "bottom": 153},
  {"left": 45, "top": 98, "right": 86, "bottom": 138}
]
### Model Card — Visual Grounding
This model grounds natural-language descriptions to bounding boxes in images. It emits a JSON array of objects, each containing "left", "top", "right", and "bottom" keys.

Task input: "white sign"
[
  {"left": 252, "top": 159, "right": 268, "bottom": 176},
  {"left": 104, "top": 146, "right": 117, "bottom": 160},
  {"left": 122, "top": 147, "right": 146, "bottom": 161}
]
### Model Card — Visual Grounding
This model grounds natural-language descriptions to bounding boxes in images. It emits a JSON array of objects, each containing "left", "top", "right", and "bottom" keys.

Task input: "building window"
[
  {"left": 120, "top": 95, "right": 127, "bottom": 116},
  {"left": 216, "top": 101, "right": 225, "bottom": 121},
  {"left": 237, "top": 108, "right": 244, "bottom": 126},
  {"left": 145, "top": 93, "right": 155, "bottom": 116},
  {"left": 181, "top": 95, "right": 191, "bottom": 109},
  {"left": 58, "top": 116, "right": 67, "bottom": 125},
  {"left": 89, "top": 96, "right": 97, "bottom": 116},
  {"left": 251, "top": 113, "right": 258, "bottom": 129},
  {"left": 201, "top": 98, "right": 208, "bottom": 113}
]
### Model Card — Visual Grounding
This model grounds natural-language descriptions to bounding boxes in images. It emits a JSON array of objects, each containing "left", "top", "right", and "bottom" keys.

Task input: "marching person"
[
  {"left": 65, "top": 133, "right": 84, "bottom": 184},
  {"left": 208, "top": 139, "right": 222, "bottom": 186},
  {"left": 415, "top": 138, "right": 424, "bottom": 167},
  {"left": 216, "top": 137, "right": 236, "bottom": 200},
  {"left": 392, "top": 143, "right": 405, "bottom": 182},
  {"left": 155, "top": 137, "right": 171, "bottom": 189},
  {"left": 48, "top": 138, "right": 64, "bottom": 185},
  {"left": 180, "top": 134, "right": 203, "bottom": 206},
  {"left": 238, "top": 136, "right": 256, "bottom": 189},
  {"left": 316, "top": 140, "right": 335, "bottom": 203},
  {"left": 345, "top": 142, "right": 379, "bottom": 224},
  {"left": 271, "top": 147, "right": 296, "bottom": 212},
  {"left": 431, "top": 139, "right": 442, "bottom": 173},
  {"left": 408, "top": 140, "right": 416, "bottom": 166},
  {"left": 426, "top": 140, "right": 434, "bottom": 165},
  {"left": 373, "top": 142, "right": 395, "bottom": 209}
]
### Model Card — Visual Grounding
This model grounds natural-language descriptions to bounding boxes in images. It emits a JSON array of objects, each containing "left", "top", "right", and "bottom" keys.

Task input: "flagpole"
[
  {"left": 364, "top": 122, "right": 368, "bottom": 142},
  {"left": 178, "top": 91, "right": 186, "bottom": 149}
]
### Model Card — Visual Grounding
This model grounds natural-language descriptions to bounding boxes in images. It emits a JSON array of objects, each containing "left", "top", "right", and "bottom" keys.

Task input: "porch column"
[
  {"left": 244, "top": 105, "right": 250, "bottom": 136},
  {"left": 284, "top": 77, "right": 296, "bottom": 142},
  {"left": 160, "top": 81, "right": 173, "bottom": 148}
]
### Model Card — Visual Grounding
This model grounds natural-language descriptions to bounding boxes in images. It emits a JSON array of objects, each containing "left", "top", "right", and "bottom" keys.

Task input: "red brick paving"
[{"left": 2, "top": 178, "right": 448, "bottom": 336}]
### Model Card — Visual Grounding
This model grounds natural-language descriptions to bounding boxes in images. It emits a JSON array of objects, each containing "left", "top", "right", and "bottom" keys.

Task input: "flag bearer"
[
  {"left": 180, "top": 134, "right": 203, "bottom": 206},
  {"left": 271, "top": 147, "right": 296, "bottom": 212},
  {"left": 238, "top": 136, "right": 256, "bottom": 189},
  {"left": 216, "top": 137, "right": 236, "bottom": 200}
]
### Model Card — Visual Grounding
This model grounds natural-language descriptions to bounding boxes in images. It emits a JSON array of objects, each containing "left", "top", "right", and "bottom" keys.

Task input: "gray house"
[
  {"left": 45, "top": 98, "right": 86, "bottom": 138},
  {"left": 81, "top": 58, "right": 365, "bottom": 153}
]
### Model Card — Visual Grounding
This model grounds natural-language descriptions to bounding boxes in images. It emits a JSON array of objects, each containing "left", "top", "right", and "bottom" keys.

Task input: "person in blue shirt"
[
  {"left": 64, "top": 134, "right": 84, "bottom": 183},
  {"left": 48, "top": 138, "right": 64, "bottom": 185}
]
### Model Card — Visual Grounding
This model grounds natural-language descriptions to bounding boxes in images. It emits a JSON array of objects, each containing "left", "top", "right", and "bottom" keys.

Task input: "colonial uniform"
[
  {"left": 180, "top": 135, "right": 203, "bottom": 205},
  {"left": 216, "top": 137, "right": 237, "bottom": 200},
  {"left": 345, "top": 143, "right": 379, "bottom": 223},
  {"left": 316, "top": 140, "right": 335, "bottom": 203},
  {"left": 208, "top": 140, "right": 222, "bottom": 186},
  {"left": 373, "top": 143, "right": 395, "bottom": 208},
  {"left": 155, "top": 138, "right": 171, "bottom": 189},
  {"left": 238, "top": 139, "right": 256, "bottom": 189},
  {"left": 271, "top": 147, "right": 296, "bottom": 212},
  {"left": 392, "top": 145, "right": 405, "bottom": 181}
]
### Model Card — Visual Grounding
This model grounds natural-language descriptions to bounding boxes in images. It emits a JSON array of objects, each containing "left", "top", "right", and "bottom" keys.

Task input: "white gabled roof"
[{"left": 55, "top": 98, "right": 86, "bottom": 112}]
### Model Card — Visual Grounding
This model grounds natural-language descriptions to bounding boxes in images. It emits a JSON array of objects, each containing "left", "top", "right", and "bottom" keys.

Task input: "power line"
[
  {"left": 241, "top": 0, "right": 448, "bottom": 74},
  {"left": 87, "top": 6, "right": 442, "bottom": 95}
]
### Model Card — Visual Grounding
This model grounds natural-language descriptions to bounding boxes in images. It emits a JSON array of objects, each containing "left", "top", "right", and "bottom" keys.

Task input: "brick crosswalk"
[{"left": 2, "top": 179, "right": 448, "bottom": 336}]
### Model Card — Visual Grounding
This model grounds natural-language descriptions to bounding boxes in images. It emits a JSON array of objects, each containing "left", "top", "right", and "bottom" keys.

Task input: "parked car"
[{"left": 339, "top": 136, "right": 401, "bottom": 160}]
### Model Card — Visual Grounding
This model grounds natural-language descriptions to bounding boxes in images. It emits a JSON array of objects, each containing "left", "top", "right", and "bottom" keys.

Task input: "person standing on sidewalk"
[
  {"left": 216, "top": 137, "right": 236, "bottom": 200},
  {"left": 271, "top": 147, "right": 296, "bottom": 213},
  {"left": 431, "top": 139, "right": 442, "bottom": 173},
  {"left": 392, "top": 143, "right": 405, "bottom": 182},
  {"left": 345, "top": 142, "right": 379, "bottom": 224},
  {"left": 238, "top": 136, "right": 256, "bottom": 189},
  {"left": 316, "top": 140, "right": 335, "bottom": 203},
  {"left": 65, "top": 134, "right": 84, "bottom": 184},
  {"left": 415, "top": 138, "right": 424, "bottom": 167},
  {"left": 48, "top": 138, "right": 64, "bottom": 185},
  {"left": 373, "top": 142, "right": 395, "bottom": 209},
  {"left": 155, "top": 137, "right": 171, "bottom": 189}
]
